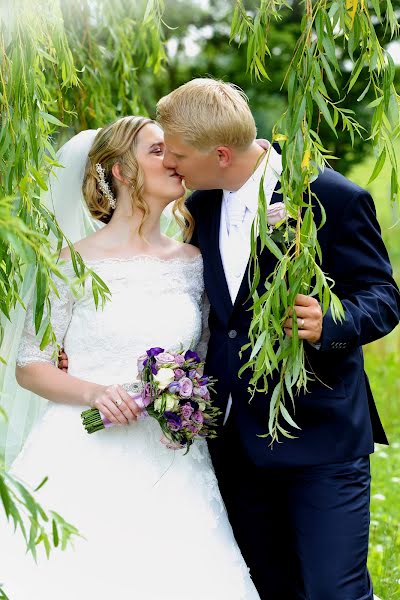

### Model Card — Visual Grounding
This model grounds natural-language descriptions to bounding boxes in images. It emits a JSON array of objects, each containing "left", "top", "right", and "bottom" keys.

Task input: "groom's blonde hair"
[{"left": 157, "top": 78, "right": 256, "bottom": 152}]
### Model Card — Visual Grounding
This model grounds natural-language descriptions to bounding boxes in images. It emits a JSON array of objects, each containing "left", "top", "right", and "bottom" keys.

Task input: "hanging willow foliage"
[
  {"left": 231, "top": 0, "right": 400, "bottom": 443},
  {"left": 0, "top": 467, "right": 80, "bottom": 559},
  {"left": 0, "top": 0, "right": 166, "bottom": 559},
  {"left": 0, "top": 0, "right": 166, "bottom": 360}
]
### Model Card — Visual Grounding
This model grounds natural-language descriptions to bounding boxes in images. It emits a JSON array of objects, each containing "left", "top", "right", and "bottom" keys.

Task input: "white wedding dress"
[{"left": 0, "top": 255, "right": 260, "bottom": 600}]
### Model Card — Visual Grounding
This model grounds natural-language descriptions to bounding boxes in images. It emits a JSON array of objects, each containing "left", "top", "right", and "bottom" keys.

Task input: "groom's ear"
[
  {"left": 216, "top": 146, "right": 233, "bottom": 169},
  {"left": 112, "top": 163, "right": 129, "bottom": 185}
]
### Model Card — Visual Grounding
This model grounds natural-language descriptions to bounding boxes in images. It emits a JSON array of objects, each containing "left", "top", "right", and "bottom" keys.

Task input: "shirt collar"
[{"left": 222, "top": 145, "right": 282, "bottom": 214}]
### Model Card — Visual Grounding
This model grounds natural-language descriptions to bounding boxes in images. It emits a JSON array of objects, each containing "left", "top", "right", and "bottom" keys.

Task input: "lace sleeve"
[
  {"left": 196, "top": 292, "right": 210, "bottom": 362},
  {"left": 16, "top": 277, "right": 74, "bottom": 367}
]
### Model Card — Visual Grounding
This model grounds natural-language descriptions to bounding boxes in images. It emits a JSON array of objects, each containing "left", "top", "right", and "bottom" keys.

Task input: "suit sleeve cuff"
[{"left": 319, "top": 307, "right": 354, "bottom": 352}]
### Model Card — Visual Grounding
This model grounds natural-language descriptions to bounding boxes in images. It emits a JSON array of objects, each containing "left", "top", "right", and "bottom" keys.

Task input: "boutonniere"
[{"left": 267, "top": 202, "right": 295, "bottom": 245}]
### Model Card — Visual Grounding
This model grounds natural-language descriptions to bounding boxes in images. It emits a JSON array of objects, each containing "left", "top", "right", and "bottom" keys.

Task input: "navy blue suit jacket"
[{"left": 187, "top": 167, "right": 400, "bottom": 468}]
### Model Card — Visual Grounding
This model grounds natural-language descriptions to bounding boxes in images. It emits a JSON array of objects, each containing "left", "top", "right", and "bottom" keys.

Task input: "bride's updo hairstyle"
[{"left": 83, "top": 115, "right": 193, "bottom": 241}]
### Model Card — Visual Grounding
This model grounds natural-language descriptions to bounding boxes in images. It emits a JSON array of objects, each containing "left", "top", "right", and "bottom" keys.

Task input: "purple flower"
[
  {"left": 164, "top": 412, "right": 182, "bottom": 431},
  {"left": 174, "top": 368, "right": 185, "bottom": 380},
  {"left": 151, "top": 363, "right": 158, "bottom": 375},
  {"left": 143, "top": 382, "right": 152, "bottom": 396},
  {"left": 146, "top": 347, "right": 165, "bottom": 357},
  {"left": 174, "top": 354, "right": 185, "bottom": 366},
  {"left": 167, "top": 381, "right": 180, "bottom": 394},
  {"left": 184, "top": 349, "right": 200, "bottom": 363},
  {"left": 186, "top": 423, "right": 199, "bottom": 434},
  {"left": 155, "top": 352, "right": 176, "bottom": 364},
  {"left": 142, "top": 383, "right": 153, "bottom": 407},
  {"left": 192, "top": 410, "right": 204, "bottom": 424},
  {"left": 179, "top": 377, "right": 193, "bottom": 398},
  {"left": 194, "top": 385, "right": 208, "bottom": 398},
  {"left": 181, "top": 402, "right": 194, "bottom": 419},
  {"left": 137, "top": 354, "right": 148, "bottom": 373}
]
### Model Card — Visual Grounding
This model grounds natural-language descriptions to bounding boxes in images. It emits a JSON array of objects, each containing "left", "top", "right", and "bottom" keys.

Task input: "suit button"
[{"left": 228, "top": 329, "right": 237, "bottom": 339}]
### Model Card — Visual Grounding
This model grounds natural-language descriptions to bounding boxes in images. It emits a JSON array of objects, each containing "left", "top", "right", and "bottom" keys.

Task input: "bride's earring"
[{"left": 95, "top": 163, "right": 117, "bottom": 209}]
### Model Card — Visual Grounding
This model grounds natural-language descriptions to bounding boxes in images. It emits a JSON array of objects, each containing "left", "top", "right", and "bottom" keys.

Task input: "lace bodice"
[{"left": 17, "top": 255, "right": 206, "bottom": 385}]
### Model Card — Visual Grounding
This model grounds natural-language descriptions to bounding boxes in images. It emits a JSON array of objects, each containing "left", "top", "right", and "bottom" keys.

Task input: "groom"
[{"left": 157, "top": 79, "right": 400, "bottom": 599}]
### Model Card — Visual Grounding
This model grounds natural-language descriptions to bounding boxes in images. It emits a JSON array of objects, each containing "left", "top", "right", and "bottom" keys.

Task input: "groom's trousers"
[{"left": 209, "top": 416, "right": 374, "bottom": 600}]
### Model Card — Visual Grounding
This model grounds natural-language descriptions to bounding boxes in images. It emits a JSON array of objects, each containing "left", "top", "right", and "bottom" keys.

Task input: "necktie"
[
  {"left": 226, "top": 192, "right": 246, "bottom": 234},
  {"left": 225, "top": 192, "right": 247, "bottom": 280}
]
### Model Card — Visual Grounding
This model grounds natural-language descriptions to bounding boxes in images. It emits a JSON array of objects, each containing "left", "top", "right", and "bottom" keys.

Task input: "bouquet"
[{"left": 81, "top": 347, "right": 220, "bottom": 453}]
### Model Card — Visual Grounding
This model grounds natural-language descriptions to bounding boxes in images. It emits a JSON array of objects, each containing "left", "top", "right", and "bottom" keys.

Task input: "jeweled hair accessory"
[{"left": 95, "top": 163, "right": 116, "bottom": 209}]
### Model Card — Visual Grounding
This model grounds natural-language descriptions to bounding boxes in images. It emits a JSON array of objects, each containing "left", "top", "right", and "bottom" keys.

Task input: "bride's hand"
[{"left": 90, "top": 384, "right": 143, "bottom": 426}]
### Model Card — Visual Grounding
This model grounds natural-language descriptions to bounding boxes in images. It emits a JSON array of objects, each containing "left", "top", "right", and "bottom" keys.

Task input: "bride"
[{"left": 1, "top": 116, "right": 260, "bottom": 600}]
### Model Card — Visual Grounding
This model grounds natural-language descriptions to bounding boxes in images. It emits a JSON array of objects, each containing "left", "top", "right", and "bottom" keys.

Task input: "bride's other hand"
[
  {"left": 58, "top": 348, "right": 68, "bottom": 372},
  {"left": 89, "top": 384, "right": 143, "bottom": 425}
]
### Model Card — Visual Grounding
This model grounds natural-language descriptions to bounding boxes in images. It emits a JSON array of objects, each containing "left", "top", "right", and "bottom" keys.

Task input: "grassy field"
[{"left": 348, "top": 153, "right": 400, "bottom": 599}]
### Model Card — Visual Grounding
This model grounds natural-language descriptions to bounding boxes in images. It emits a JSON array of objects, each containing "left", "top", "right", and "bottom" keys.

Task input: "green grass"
[{"left": 348, "top": 151, "right": 400, "bottom": 600}]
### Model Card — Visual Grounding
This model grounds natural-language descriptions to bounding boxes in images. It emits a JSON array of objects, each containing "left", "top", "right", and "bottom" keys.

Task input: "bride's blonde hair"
[{"left": 82, "top": 116, "right": 194, "bottom": 241}]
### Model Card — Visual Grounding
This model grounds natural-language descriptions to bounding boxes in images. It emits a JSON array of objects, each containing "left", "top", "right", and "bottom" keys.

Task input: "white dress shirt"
[{"left": 219, "top": 146, "right": 282, "bottom": 423}]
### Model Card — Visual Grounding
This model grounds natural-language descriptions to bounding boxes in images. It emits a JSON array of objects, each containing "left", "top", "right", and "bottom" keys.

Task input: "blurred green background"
[{"left": 348, "top": 151, "right": 400, "bottom": 600}]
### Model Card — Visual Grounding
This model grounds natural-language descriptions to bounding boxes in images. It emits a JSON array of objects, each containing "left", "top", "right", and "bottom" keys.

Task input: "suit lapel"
[{"left": 200, "top": 191, "right": 233, "bottom": 320}]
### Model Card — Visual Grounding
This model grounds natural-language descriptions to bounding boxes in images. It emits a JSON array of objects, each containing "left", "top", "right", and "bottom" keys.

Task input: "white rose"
[
  {"left": 165, "top": 394, "right": 179, "bottom": 412},
  {"left": 154, "top": 397, "right": 163, "bottom": 412},
  {"left": 154, "top": 367, "right": 175, "bottom": 390}
]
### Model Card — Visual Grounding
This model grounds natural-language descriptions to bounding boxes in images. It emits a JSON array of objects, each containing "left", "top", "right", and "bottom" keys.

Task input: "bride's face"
[{"left": 136, "top": 123, "right": 184, "bottom": 203}]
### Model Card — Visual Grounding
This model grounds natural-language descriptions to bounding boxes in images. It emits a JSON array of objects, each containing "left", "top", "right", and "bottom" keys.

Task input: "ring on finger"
[
  {"left": 114, "top": 397, "right": 123, "bottom": 407},
  {"left": 299, "top": 318, "right": 305, "bottom": 329}
]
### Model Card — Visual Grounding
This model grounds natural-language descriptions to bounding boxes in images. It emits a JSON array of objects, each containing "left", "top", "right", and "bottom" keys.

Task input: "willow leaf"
[
  {"left": 314, "top": 90, "right": 338, "bottom": 137},
  {"left": 249, "top": 330, "right": 267, "bottom": 360},
  {"left": 280, "top": 402, "right": 301, "bottom": 430},
  {"left": 368, "top": 148, "right": 387, "bottom": 184}
]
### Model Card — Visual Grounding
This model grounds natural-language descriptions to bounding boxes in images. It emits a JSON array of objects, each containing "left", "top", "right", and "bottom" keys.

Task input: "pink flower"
[
  {"left": 267, "top": 202, "right": 286, "bottom": 226},
  {"left": 188, "top": 369, "right": 201, "bottom": 381},
  {"left": 174, "top": 368, "right": 185, "bottom": 380},
  {"left": 155, "top": 352, "right": 176, "bottom": 365},
  {"left": 174, "top": 354, "right": 185, "bottom": 365},
  {"left": 142, "top": 383, "right": 153, "bottom": 406},
  {"left": 192, "top": 411, "right": 204, "bottom": 424},
  {"left": 194, "top": 385, "right": 208, "bottom": 398},
  {"left": 181, "top": 403, "right": 194, "bottom": 419},
  {"left": 187, "top": 423, "right": 199, "bottom": 434},
  {"left": 179, "top": 377, "right": 193, "bottom": 398}
]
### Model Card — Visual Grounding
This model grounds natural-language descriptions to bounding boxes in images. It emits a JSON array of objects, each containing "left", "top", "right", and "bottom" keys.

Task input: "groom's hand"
[
  {"left": 284, "top": 294, "right": 323, "bottom": 344},
  {"left": 58, "top": 348, "right": 68, "bottom": 372}
]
